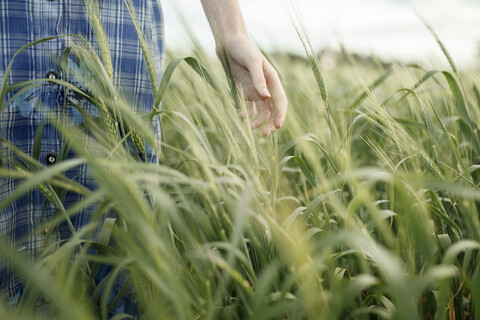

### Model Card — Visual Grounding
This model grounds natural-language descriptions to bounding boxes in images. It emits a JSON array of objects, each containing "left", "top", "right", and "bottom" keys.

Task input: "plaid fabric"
[{"left": 0, "top": 0, "right": 164, "bottom": 315}]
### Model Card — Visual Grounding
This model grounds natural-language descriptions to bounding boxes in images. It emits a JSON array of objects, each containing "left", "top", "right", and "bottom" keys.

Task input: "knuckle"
[
  {"left": 247, "top": 57, "right": 263, "bottom": 71},
  {"left": 266, "top": 65, "right": 278, "bottom": 77}
]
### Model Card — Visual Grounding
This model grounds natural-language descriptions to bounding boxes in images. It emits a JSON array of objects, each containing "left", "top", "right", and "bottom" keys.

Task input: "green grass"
[{"left": 2, "top": 7, "right": 480, "bottom": 319}]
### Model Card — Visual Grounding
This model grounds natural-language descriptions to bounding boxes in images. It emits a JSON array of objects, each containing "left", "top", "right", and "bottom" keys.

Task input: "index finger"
[{"left": 264, "top": 62, "right": 288, "bottom": 129}]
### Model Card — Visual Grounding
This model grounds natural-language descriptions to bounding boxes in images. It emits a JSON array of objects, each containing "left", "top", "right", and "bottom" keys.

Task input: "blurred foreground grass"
[{"left": 2, "top": 16, "right": 480, "bottom": 319}]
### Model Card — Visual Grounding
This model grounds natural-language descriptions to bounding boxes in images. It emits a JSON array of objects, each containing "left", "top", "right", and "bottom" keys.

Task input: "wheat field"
[{"left": 1, "top": 7, "right": 480, "bottom": 319}]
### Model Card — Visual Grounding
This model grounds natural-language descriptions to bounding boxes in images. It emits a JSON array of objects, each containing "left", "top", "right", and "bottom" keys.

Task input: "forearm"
[{"left": 200, "top": 0, "right": 249, "bottom": 45}]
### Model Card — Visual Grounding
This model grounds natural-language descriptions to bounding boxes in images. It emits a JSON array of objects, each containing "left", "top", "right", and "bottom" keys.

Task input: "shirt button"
[
  {"left": 46, "top": 70, "right": 59, "bottom": 80},
  {"left": 46, "top": 152, "right": 57, "bottom": 165}
]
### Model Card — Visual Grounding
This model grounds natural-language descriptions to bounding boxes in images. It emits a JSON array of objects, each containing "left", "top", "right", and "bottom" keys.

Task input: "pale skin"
[{"left": 201, "top": 0, "right": 288, "bottom": 136}]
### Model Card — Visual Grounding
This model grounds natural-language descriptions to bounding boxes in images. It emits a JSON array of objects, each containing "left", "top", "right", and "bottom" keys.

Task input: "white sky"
[{"left": 162, "top": 0, "right": 480, "bottom": 68}]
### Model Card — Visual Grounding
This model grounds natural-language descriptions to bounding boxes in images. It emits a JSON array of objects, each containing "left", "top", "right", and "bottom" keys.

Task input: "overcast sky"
[{"left": 162, "top": 0, "right": 480, "bottom": 68}]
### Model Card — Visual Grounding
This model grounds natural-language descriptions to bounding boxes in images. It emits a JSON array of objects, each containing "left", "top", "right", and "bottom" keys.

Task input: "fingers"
[
  {"left": 264, "top": 62, "right": 288, "bottom": 129},
  {"left": 239, "top": 100, "right": 256, "bottom": 119},
  {"left": 262, "top": 100, "right": 277, "bottom": 136},
  {"left": 250, "top": 100, "right": 269, "bottom": 130},
  {"left": 234, "top": 55, "right": 287, "bottom": 136},
  {"left": 240, "top": 98, "right": 285, "bottom": 136},
  {"left": 246, "top": 58, "right": 271, "bottom": 99},
  {"left": 247, "top": 99, "right": 278, "bottom": 137}
]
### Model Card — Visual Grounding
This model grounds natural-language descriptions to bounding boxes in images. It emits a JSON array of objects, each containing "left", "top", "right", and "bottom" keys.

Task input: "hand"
[{"left": 219, "top": 35, "right": 288, "bottom": 136}]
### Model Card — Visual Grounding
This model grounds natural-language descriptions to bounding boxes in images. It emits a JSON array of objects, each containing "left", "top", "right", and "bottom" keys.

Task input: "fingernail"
[{"left": 261, "top": 88, "right": 271, "bottom": 98}]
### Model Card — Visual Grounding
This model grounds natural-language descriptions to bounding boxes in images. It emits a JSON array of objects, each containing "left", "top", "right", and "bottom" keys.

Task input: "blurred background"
[{"left": 163, "top": 0, "right": 480, "bottom": 69}]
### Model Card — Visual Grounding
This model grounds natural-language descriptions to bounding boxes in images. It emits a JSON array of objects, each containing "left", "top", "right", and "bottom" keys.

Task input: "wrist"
[{"left": 215, "top": 33, "right": 251, "bottom": 56}]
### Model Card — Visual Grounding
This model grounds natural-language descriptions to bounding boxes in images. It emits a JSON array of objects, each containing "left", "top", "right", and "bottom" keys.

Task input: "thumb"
[{"left": 247, "top": 60, "right": 271, "bottom": 99}]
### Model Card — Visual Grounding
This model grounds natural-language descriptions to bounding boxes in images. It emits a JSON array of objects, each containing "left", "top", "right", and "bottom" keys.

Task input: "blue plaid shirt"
[{"left": 0, "top": 0, "right": 164, "bottom": 314}]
